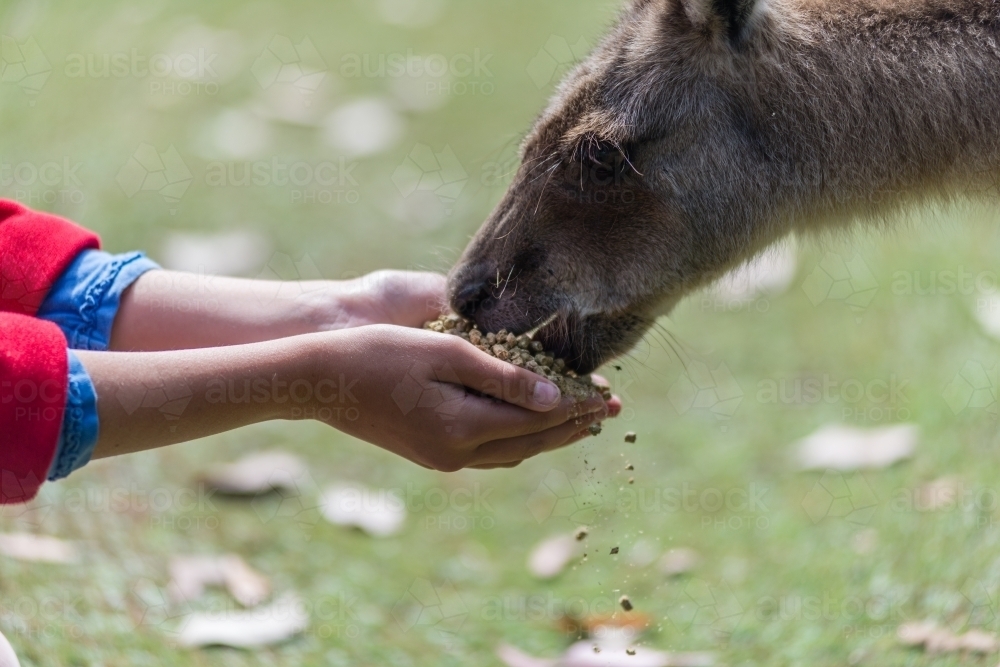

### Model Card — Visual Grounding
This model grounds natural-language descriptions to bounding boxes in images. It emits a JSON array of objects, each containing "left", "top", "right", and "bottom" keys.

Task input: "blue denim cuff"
[
  {"left": 36, "top": 249, "right": 160, "bottom": 351},
  {"left": 49, "top": 350, "right": 100, "bottom": 481}
]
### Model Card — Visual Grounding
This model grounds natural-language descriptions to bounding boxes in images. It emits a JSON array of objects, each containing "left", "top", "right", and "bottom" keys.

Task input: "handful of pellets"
[{"left": 424, "top": 314, "right": 612, "bottom": 408}]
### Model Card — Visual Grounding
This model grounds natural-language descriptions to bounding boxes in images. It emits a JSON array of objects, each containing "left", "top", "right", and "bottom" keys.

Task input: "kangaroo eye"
[
  {"left": 583, "top": 140, "right": 619, "bottom": 168},
  {"left": 592, "top": 142, "right": 617, "bottom": 166}
]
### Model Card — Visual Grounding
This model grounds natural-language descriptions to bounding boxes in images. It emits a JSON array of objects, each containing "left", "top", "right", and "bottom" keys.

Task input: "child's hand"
[
  {"left": 309, "top": 270, "right": 447, "bottom": 330},
  {"left": 308, "top": 325, "right": 616, "bottom": 470}
]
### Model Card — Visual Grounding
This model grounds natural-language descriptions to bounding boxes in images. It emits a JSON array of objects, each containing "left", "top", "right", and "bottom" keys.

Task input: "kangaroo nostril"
[{"left": 452, "top": 280, "right": 488, "bottom": 318}]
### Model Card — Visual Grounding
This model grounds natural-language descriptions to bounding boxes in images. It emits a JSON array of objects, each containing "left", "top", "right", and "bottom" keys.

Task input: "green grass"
[{"left": 4, "top": 1, "right": 1000, "bottom": 665}]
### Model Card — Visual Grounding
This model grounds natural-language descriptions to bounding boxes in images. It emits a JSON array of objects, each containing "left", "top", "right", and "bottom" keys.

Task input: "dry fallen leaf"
[
  {"left": 559, "top": 612, "right": 653, "bottom": 642},
  {"left": 660, "top": 548, "right": 699, "bottom": 577},
  {"left": 528, "top": 533, "right": 582, "bottom": 580},
  {"left": 0, "top": 629, "right": 20, "bottom": 667},
  {"left": 795, "top": 424, "right": 918, "bottom": 471},
  {"left": 0, "top": 533, "right": 78, "bottom": 564},
  {"left": 897, "top": 622, "right": 999, "bottom": 654},
  {"left": 319, "top": 483, "right": 406, "bottom": 537},
  {"left": 498, "top": 641, "right": 715, "bottom": 667},
  {"left": 169, "top": 555, "right": 271, "bottom": 608},
  {"left": 177, "top": 593, "right": 308, "bottom": 648},
  {"left": 201, "top": 451, "right": 309, "bottom": 495}
]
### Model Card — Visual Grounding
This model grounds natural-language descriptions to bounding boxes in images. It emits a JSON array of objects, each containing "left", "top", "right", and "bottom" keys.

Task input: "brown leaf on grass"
[
  {"left": 177, "top": 593, "right": 308, "bottom": 648},
  {"left": 319, "top": 483, "right": 406, "bottom": 537},
  {"left": 169, "top": 555, "right": 270, "bottom": 607},
  {"left": 527, "top": 533, "right": 582, "bottom": 580},
  {"left": 498, "top": 641, "right": 715, "bottom": 667},
  {"left": 659, "top": 548, "right": 699, "bottom": 577},
  {"left": 0, "top": 533, "right": 78, "bottom": 564},
  {"left": 795, "top": 424, "right": 918, "bottom": 471},
  {"left": 200, "top": 451, "right": 308, "bottom": 495},
  {"left": 558, "top": 612, "right": 653, "bottom": 640},
  {"left": 897, "top": 622, "right": 999, "bottom": 654},
  {"left": 0, "top": 629, "right": 20, "bottom": 667}
]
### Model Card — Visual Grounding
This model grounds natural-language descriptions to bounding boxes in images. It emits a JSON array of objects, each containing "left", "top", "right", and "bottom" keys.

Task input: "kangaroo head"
[{"left": 449, "top": 0, "right": 796, "bottom": 373}]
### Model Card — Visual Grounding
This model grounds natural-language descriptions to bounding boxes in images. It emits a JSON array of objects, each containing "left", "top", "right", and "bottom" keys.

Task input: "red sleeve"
[
  {"left": 0, "top": 200, "right": 100, "bottom": 504},
  {"left": 0, "top": 314, "right": 69, "bottom": 503},
  {"left": 0, "top": 199, "right": 101, "bottom": 316}
]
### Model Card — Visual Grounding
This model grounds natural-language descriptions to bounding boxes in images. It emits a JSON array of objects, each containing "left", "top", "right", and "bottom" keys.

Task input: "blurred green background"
[{"left": 4, "top": 0, "right": 1000, "bottom": 665}]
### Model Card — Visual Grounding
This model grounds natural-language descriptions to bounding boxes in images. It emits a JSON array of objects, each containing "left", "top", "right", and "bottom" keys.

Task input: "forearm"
[
  {"left": 78, "top": 333, "right": 328, "bottom": 459},
  {"left": 109, "top": 270, "right": 335, "bottom": 351}
]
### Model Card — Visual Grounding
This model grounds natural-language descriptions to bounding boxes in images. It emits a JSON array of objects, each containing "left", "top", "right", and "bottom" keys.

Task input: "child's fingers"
[
  {"left": 606, "top": 395, "right": 623, "bottom": 417},
  {"left": 446, "top": 338, "right": 565, "bottom": 412},
  {"left": 456, "top": 389, "right": 606, "bottom": 444},
  {"left": 468, "top": 424, "right": 598, "bottom": 469},
  {"left": 470, "top": 411, "right": 604, "bottom": 467},
  {"left": 589, "top": 374, "right": 623, "bottom": 417}
]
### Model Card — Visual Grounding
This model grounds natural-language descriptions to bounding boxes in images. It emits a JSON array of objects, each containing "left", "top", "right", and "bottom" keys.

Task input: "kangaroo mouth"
[
  {"left": 465, "top": 303, "right": 606, "bottom": 373},
  {"left": 532, "top": 314, "right": 606, "bottom": 375},
  {"left": 491, "top": 308, "right": 644, "bottom": 375},
  {"left": 448, "top": 270, "right": 649, "bottom": 374}
]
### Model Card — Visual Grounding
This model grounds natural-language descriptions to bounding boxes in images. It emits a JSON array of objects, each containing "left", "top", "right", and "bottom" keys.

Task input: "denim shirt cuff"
[
  {"left": 49, "top": 350, "right": 100, "bottom": 481},
  {"left": 36, "top": 249, "right": 160, "bottom": 351}
]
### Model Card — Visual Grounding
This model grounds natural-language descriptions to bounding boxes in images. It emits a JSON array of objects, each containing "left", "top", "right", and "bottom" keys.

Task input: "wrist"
[{"left": 287, "top": 330, "right": 359, "bottom": 424}]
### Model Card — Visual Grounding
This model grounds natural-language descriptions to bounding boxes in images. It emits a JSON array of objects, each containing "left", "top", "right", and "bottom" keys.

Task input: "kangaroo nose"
[{"left": 452, "top": 279, "right": 490, "bottom": 319}]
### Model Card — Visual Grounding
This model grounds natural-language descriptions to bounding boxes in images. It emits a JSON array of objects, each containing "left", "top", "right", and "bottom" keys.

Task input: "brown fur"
[{"left": 448, "top": 0, "right": 1000, "bottom": 372}]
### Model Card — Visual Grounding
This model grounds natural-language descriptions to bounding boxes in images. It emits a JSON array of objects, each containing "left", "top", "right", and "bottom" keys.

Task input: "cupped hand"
[{"left": 311, "top": 324, "right": 619, "bottom": 470}]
